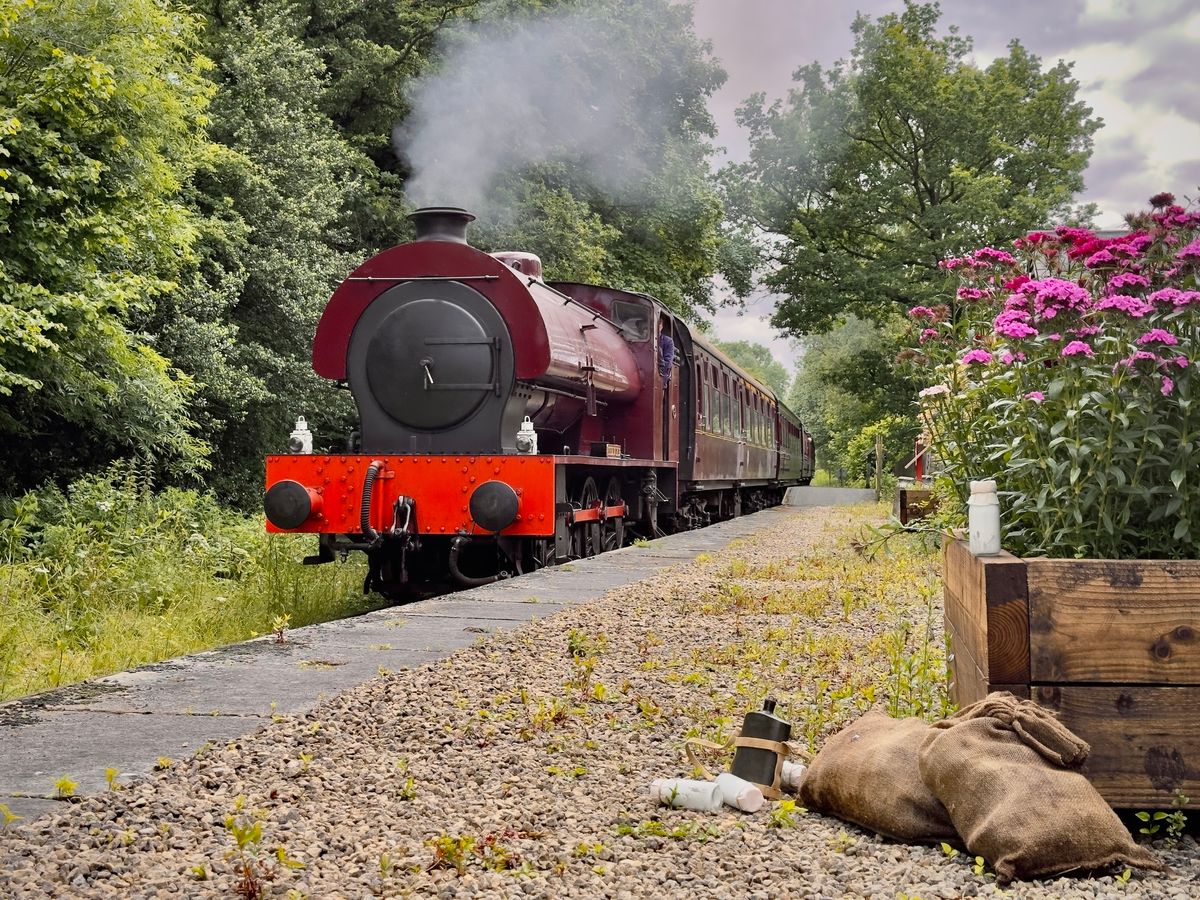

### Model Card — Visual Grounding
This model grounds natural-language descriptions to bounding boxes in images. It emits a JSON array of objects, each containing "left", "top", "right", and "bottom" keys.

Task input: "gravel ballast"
[{"left": 1, "top": 505, "right": 1196, "bottom": 898}]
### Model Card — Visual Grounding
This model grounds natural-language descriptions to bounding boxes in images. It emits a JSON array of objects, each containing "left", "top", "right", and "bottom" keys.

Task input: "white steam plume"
[{"left": 396, "top": 4, "right": 689, "bottom": 214}]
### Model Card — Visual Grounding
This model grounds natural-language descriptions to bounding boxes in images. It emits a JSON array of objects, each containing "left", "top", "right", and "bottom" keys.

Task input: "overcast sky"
[{"left": 692, "top": 0, "right": 1200, "bottom": 368}]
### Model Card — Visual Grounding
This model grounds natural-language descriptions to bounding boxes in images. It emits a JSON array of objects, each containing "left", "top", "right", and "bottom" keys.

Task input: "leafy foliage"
[
  {"left": 0, "top": 0, "right": 213, "bottom": 491},
  {"left": 788, "top": 318, "right": 921, "bottom": 480},
  {"left": 726, "top": 0, "right": 1100, "bottom": 334},
  {"left": 0, "top": 460, "right": 371, "bottom": 700},
  {"left": 910, "top": 196, "right": 1200, "bottom": 558},
  {"left": 711, "top": 340, "right": 791, "bottom": 395}
]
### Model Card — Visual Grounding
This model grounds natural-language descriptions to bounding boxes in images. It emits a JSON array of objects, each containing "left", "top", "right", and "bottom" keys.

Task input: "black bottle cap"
[{"left": 763, "top": 698, "right": 777, "bottom": 713}]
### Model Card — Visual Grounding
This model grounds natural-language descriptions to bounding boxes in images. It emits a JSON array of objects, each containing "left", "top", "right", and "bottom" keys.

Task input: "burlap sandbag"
[
  {"left": 798, "top": 710, "right": 957, "bottom": 843},
  {"left": 919, "top": 693, "right": 1163, "bottom": 882}
]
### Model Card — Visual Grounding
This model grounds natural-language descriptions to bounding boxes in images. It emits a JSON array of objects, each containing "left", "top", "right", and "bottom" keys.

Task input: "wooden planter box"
[
  {"left": 894, "top": 487, "right": 937, "bottom": 525},
  {"left": 943, "top": 538, "right": 1200, "bottom": 809}
]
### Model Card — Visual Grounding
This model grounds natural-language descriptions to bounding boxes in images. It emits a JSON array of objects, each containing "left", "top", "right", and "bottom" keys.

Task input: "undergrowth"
[{"left": 0, "top": 460, "right": 372, "bottom": 700}]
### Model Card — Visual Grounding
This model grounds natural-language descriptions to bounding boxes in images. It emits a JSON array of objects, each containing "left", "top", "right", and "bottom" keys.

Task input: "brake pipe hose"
[{"left": 361, "top": 460, "right": 385, "bottom": 545}]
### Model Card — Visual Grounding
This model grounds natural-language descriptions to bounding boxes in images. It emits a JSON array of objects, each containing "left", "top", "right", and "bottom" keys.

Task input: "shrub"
[{"left": 907, "top": 194, "right": 1200, "bottom": 559}]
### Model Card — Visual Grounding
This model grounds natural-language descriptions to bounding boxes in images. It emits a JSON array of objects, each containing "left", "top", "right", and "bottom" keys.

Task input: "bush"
[
  {"left": 907, "top": 194, "right": 1200, "bottom": 558},
  {"left": 0, "top": 460, "right": 372, "bottom": 700}
]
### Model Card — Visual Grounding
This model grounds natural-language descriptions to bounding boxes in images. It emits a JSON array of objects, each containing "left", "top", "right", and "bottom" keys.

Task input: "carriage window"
[
  {"left": 611, "top": 300, "right": 650, "bottom": 341},
  {"left": 722, "top": 392, "right": 732, "bottom": 435}
]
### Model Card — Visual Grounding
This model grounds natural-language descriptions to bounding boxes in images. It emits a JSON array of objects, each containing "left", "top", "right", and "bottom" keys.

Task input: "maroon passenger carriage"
[{"left": 264, "top": 208, "right": 814, "bottom": 595}]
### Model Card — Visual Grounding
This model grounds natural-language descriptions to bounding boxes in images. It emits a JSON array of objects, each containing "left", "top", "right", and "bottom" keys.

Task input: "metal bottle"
[{"left": 730, "top": 698, "right": 791, "bottom": 790}]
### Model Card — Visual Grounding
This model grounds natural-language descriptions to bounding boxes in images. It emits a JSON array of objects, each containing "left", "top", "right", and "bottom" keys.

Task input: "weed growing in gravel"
[
  {"left": 272, "top": 614, "right": 291, "bottom": 644},
  {"left": 426, "top": 832, "right": 531, "bottom": 876},
  {"left": 155, "top": 757, "right": 174, "bottom": 771},
  {"left": 615, "top": 818, "right": 721, "bottom": 842},
  {"left": 224, "top": 811, "right": 271, "bottom": 899},
  {"left": 53, "top": 775, "right": 77, "bottom": 799},
  {"left": 104, "top": 767, "right": 120, "bottom": 791},
  {"left": 545, "top": 764, "right": 587, "bottom": 778},
  {"left": 0, "top": 803, "right": 21, "bottom": 831},
  {"left": 827, "top": 829, "right": 856, "bottom": 853},
  {"left": 768, "top": 799, "right": 804, "bottom": 828},
  {"left": 1136, "top": 790, "right": 1189, "bottom": 846},
  {"left": 572, "top": 841, "right": 606, "bottom": 859}
]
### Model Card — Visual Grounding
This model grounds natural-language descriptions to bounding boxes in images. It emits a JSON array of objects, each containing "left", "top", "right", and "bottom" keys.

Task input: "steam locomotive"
[{"left": 264, "top": 208, "right": 814, "bottom": 596}]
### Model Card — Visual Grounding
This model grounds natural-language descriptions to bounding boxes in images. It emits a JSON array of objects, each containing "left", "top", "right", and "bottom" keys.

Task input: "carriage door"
[
  {"left": 658, "top": 314, "right": 677, "bottom": 461},
  {"left": 735, "top": 385, "right": 747, "bottom": 475}
]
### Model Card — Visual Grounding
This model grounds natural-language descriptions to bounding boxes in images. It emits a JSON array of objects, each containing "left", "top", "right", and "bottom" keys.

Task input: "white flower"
[{"left": 918, "top": 384, "right": 951, "bottom": 399}]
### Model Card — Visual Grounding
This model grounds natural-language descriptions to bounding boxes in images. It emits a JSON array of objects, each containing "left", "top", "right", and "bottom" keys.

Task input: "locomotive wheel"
[
  {"left": 573, "top": 477, "right": 602, "bottom": 558},
  {"left": 601, "top": 476, "right": 625, "bottom": 552}
]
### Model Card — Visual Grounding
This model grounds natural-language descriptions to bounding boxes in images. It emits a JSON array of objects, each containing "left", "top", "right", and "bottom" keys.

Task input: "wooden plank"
[
  {"left": 1028, "top": 559, "right": 1200, "bottom": 684},
  {"left": 944, "top": 540, "right": 1029, "bottom": 685},
  {"left": 1033, "top": 685, "right": 1200, "bottom": 809},
  {"left": 945, "top": 613, "right": 986, "bottom": 708},
  {"left": 943, "top": 540, "right": 988, "bottom": 676}
]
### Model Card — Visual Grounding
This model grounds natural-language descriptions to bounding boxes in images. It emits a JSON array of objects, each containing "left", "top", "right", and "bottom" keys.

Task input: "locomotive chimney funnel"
[{"left": 408, "top": 207, "right": 476, "bottom": 244}]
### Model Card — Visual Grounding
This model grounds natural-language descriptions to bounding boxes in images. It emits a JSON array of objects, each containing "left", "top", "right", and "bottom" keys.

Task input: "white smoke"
[{"left": 396, "top": 3, "right": 690, "bottom": 214}]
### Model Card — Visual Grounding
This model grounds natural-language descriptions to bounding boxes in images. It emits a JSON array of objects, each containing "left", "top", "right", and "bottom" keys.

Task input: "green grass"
[{"left": 0, "top": 461, "right": 374, "bottom": 701}]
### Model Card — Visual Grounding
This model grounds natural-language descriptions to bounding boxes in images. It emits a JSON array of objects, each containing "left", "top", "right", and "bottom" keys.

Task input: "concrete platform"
[
  {"left": 0, "top": 502, "right": 849, "bottom": 821},
  {"left": 784, "top": 486, "right": 877, "bottom": 506}
]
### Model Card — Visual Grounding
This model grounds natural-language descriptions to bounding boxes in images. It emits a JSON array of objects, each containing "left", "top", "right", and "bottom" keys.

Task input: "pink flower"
[
  {"left": 1085, "top": 249, "right": 1118, "bottom": 268},
  {"left": 909, "top": 306, "right": 937, "bottom": 319},
  {"left": 1173, "top": 356, "right": 1189, "bottom": 369},
  {"left": 1148, "top": 288, "right": 1200, "bottom": 307},
  {"left": 1162, "top": 376, "right": 1175, "bottom": 396},
  {"left": 1025, "top": 391, "right": 1045, "bottom": 402},
  {"left": 1003, "top": 275, "right": 1031, "bottom": 292},
  {"left": 1046, "top": 333, "right": 1062, "bottom": 342},
  {"left": 1061, "top": 341, "right": 1094, "bottom": 358},
  {"left": 939, "top": 257, "right": 966, "bottom": 270},
  {"left": 1055, "top": 226, "right": 1095, "bottom": 244},
  {"left": 957, "top": 287, "right": 988, "bottom": 300},
  {"left": 961, "top": 349, "right": 993, "bottom": 365},
  {"left": 1021, "top": 278, "right": 1092, "bottom": 319},
  {"left": 919, "top": 328, "right": 940, "bottom": 344},
  {"left": 1175, "top": 238, "right": 1200, "bottom": 261},
  {"left": 1117, "top": 351, "right": 1158, "bottom": 368},
  {"left": 972, "top": 247, "right": 1018, "bottom": 266},
  {"left": 1094, "top": 295, "right": 1153, "bottom": 317},
  {"left": 993, "top": 309, "right": 1038, "bottom": 339},
  {"left": 1137, "top": 329, "right": 1179, "bottom": 346},
  {"left": 1072, "top": 325, "right": 1103, "bottom": 337},
  {"left": 1107, "top": 272, "right": 1151, "bottom": 293}
]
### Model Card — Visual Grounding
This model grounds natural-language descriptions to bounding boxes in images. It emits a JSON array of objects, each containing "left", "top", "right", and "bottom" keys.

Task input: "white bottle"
[
  {"left": 516, "top": 416, "right": 538, "bottom": 454},
  {"left": 780, "top": 761, "right": 807, "bottom": 793},
  {"left": 715, "top": 772, "right": 764, "bottom": 812},
  {"left": 649, "top": 778, "right": 723, "bottom": 812},
  {"left": 968, "top": 479, "right": 1001, "bottom": 556}
]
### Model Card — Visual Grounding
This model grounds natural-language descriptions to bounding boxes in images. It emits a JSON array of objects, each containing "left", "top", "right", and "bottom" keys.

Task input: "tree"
[
  {"left": 788, "top": 318, "right": 920, "bottom": 479},
  {"left": 712, "top": 340, "right": 790, "bottom": 395},
  {"left": 727, "top": 1, "right": 1101, "bottom": 335},
  {"left": 0, "top": 0, "right": 213, "bottom": 493},
  {"left": 178, "top": 1, "right": 367, "bottom": 503}
]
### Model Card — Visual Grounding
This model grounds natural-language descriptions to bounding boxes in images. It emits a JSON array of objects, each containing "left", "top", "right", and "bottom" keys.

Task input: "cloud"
[{"left": 692, "top": 0, "right": 1200, "bottom": 230}]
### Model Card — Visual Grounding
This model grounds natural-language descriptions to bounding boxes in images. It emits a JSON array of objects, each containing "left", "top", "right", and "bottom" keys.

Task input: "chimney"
[{"left": 408, "top": 207, "right": 475, "bottom": 244}]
